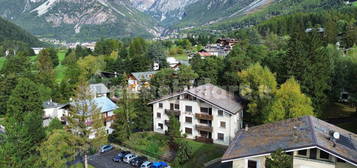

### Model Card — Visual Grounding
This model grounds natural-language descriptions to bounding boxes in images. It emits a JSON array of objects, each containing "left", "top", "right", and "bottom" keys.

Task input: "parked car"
[
  {"left": 130, "top": 156, "right": 148, "bottom": 167},
  {"left": 150, "top": 161, "right": 171, "bottom": 168},
  {"left": 140, "top": 161, "right": 152, "bottom": 168},
  {"left": 123, "top": 153, "right": 137, "bottom": 163},
  {"left": 100, "top": 145, "right": 113, "bottom": 153},
  {"left": 112, "top": 151, "right": 131, "bottom": 162}
]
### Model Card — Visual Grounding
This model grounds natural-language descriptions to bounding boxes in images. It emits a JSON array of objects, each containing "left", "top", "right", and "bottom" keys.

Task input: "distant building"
[
  {"left": 42, "top": 97, "right": 118, "bottom": 136},
  {"left": 149, "top": 83, "right": 244, "bottom": 145},
  {"left": 32, "top": 48, "right": 44, "bottom": 55},
  {"left": 42, "top": 100, "right": 68, "bottom": 126},
  {"left": 195, "top": 38, "right": 238, "bottom": 58},
  {"left": 128, "top": 71, "right": 158, "bottom": 92},
  {"left": 222, "top": 116, "right": 357, "bottom": 168},
  {"left": 89, "top": 83, "right": 109, "bottom": 98}
]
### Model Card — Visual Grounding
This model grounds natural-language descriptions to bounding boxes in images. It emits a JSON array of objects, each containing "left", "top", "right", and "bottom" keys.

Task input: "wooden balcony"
[
  {"left": 195, "top": 124, "right": 213, "bottom": 132},
  {"left": 165, "top": 109, "right": 180, "bottom": 116},
  {"left": 195, "top": 136, "right": 213, "bottom": 143},
  {"left": 195, "top": 113, "right": 213, "bottom": 120},
  {"left": 105, "top": 115, "right": 116, "bottom": 122}
]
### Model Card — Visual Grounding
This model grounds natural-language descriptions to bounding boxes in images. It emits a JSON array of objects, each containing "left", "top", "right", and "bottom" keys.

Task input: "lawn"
[
  {"left": 323, "top": 102, "right": 357, "bottom": 133},
  {"left": 353, "top": 2, "right": 357, "bottom": 7},
  {"left": 55, "top": 50, "right": 67, "bottom": 82},
  {"left": 0, "top": 57, "right": 5, "bottom": 70},
  {"left": 122, "top": 132, "right": 227, "bottom": 168},
  {"left": 173, "top": 54, "right": 189, "bottom": 61}
]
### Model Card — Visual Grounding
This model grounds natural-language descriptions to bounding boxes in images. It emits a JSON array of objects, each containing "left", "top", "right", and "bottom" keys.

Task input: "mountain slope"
[
  {"left": 0, "top": 16, "right": 42, "bottom": 46},
  {"left": 0, "top": 0, "right": 160, "bottom": 41}
]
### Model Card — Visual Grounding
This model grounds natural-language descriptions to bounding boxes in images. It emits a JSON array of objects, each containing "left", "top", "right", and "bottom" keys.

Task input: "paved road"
[{"left": 88, "top": 150, "right": 133, "bottom": 168}]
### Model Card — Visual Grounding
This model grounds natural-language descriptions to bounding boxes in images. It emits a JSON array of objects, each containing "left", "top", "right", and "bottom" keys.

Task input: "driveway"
[{"left": 88, "top": 150, "right": 133, "bottom": 168}]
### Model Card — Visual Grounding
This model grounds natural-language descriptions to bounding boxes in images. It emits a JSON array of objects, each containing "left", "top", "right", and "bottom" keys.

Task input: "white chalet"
[{"left": 149, "top": 83, "right": 243, "bottom": 145}]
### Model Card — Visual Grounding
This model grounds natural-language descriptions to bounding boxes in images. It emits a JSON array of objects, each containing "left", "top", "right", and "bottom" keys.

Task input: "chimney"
[{"left": 245, "top": 124, "right": 249, "bottom": 131}]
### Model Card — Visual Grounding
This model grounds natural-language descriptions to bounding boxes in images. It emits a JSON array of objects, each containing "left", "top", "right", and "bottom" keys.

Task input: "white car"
[
  {"left": 140, "top": 161, "right": 152, "bottom": 168},
  {"left": 123, "top": 154, "right": 137, "bottom": 163}
]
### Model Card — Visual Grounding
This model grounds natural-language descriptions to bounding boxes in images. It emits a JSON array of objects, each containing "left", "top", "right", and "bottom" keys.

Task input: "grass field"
[
  {"left": 55, "top": 50, "right": 67, "bottom": 82},
  {"left": 173, "top": 54, "right": 189, "bottom": 61},
  {"left": 0, "top": 57, "right": 5, "bottom": 70},
  {"left": 323, "top": 102, "right": 357, "bottom": 133},
  {"left": 353, "top": 2, "right": 357, "bottom": 7},
  {"left": 123, "top": 132, "right": 227, "bottom": 168}
]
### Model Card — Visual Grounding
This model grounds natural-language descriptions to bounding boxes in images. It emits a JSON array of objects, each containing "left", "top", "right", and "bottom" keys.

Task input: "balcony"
[
  {"left": 165, "top": 109, "right": 180, "bottom": 116},
  {"left": 195, "top": 136, "right": 213, "bottom": 143},
  {"left": 196, "top": 124, "right": 213, "bottom": 132},
  {"left": 195, "top": 113, "right": 213, "bottom": 120},
  {"left": 105, "top": 115, "right": 116, "bottom": 122}
]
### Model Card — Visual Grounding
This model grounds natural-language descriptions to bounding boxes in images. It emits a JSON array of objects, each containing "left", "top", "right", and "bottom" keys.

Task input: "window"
[
  {"left": 170, "top": 103, "right": 174, "bottom": 110},
  {"left": 159, "top": 103, "right": 163, "bottom": 108},
  {"left": 185, "top": 128, "right": 192, "bottom": 135},
  {"left": 298, "top": 150, "right": 307, "bottom": 156},
  {"left": 157, "top": 113, "right": 161, "bottom": 118},
  {"left": 248, "top": 160, "right": 257, "bottom": 168},
  {"left": 185, "top": 117, "right": 192, "bottom": 123},
  {"left": 200, "top": 107, "right": 209, "bottom": 113},
  {"left": 158, "top": 123, "right": 163, "bottom": 130},
  {"left": 217, "top": 133, "right": 224, "bottom": 141},
  {"left": 309, "top": 148, "right": 317, "bottom": 159},
  {"left": 175, "top": 104, "right": 180, "bottom": 110},
  {"left": 185, "top": 106, "right": 192, "bottom": 112},
  {"left": 218, "top": 110, "right": 224, "bottom": 116},
  {"left": 319, "top": 150, "right": 329, "bottom": 159},
  {"left": 220, "top": 121, "right": 226, "bottom": 128}
]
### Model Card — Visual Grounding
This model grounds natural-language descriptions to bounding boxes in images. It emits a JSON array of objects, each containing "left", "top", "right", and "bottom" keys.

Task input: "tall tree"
[
  {"left": 263, "top": 77, "right": 314, "bottom": 123},
  {"left": 111, "top": 77, "right": 137, "bottom": 142},
  {"left": 133, "top": 87, "right": 155, "bottom": 131},
  {"left": 37, "top": 49, "right": 55, "bottom": 88},
  {"left": 177, "top": 65, "right": 199, "bottom": 90},
  {"left": 0, "top": 78, "right": 45, "bottom": 168},
  {"left": 38, "top": 129, "right": 76, "bottom": 168},
  {"left": 65, "top": 82, "right": 107, "bottom": 168},
  {"left": 128, "top": 37, "right": 147, "bottom": 58},
  {"left": 238, "top": 63, "right": 277, "bottom": 124}
]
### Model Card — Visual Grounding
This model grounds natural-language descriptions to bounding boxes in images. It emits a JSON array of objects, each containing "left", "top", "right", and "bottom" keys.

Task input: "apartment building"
[
  {"left": 221, "top": 116, "right": 357, "bottom": 168},
  {"left": 149, "top": 83, "right": 243, "bottom": 145}
]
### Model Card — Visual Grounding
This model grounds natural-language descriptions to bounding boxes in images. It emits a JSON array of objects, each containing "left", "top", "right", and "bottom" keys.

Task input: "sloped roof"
[
  {"left": 42, "top": 101, "right": 67, "bottom": 109},
  {"left": 131, "top": 71, "right": 158, "bottom": 81},
  {"left": 93, "top": 97, "right": 118, "bottom": 113},
  {"left": 64, "top": 97, "right": 118, "bottom": 114},
  {"left": 222, "top": 116, "right": 357, "bottom": 166},
  {"left": 149, "top": 83, "right": 242, "bottom": 114},
  {"left": 89, "top": 83, "right": 109, "bottom": 94}
]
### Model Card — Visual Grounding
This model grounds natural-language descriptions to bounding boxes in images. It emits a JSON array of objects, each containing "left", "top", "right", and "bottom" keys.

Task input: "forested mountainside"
[
  {"left": 204, "top": 0, "right": 346, "bottom": 32},
  {"left": 0, "top": 16, "right": 42, "bottom": 46},
  {"left": 0, "top": 0, "right": 349, "bottom": 40},
  {"left": 0, "top": 0, "right": 160, "bottom": 41}
]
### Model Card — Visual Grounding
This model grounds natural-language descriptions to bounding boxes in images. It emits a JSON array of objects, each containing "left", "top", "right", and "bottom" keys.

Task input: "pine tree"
[
  {"left": 37, "top": 49, "right": 55, "bottom": 88},
  {"left": 65, "top": 82, "right": 107, "bottom": 168},
  {"left": 111, "top": 78, "right": 137, "bottom": 142},
  {"left": 265, "top": 149, "right": 293, "bottom": 168},
  {"left": 0, "top": 78, "right": 45, "bottom": 168}
]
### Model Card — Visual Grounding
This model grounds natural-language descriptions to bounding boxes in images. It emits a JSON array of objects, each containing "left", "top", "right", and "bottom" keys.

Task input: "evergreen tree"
[
  {"left": 133, "top": 87, "right": 155, "bottom": 131},
  {"left": 37, "top": 49, "right": 55, "bottom": 88},
  {"left": 65, "top": 82, "right": 107, "bottom": 168},
  {"left": 128, "top": 37, "right": 147, "bottom": 58},
  {"left": 111, "top": 78, "right": 137, "bottom": 142},
  {"left": 38, "top": 129, "right": 76, "bottom": 168},
  {"left": 0, "top": 78, "right": 45, "bottom": 168}
]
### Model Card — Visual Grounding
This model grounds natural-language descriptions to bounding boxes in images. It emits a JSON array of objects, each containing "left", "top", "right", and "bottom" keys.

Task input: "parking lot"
[{"left": 88, "top": 150, "right": 132, "bottom": 168}]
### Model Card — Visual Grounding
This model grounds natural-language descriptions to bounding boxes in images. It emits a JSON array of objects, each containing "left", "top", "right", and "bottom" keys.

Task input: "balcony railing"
[
  {"left": 195, "top": 124, "right": 213, "bottom": 132},
  {"left": 165, "top": 109, "right": 180, "bottom": 116},
  {"left": 195, "top": 113, "right": 213, "bottom": 120},
  {"left": 105, "top": 115, "right": 115, "bottom": 122},
  {"left": 195, "top": 136, "right": 213, "bottom": 143}
]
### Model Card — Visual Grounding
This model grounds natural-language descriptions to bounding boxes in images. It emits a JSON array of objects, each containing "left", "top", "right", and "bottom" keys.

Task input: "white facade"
[
  {"left": 230, "top": 148, "right": 357, "bottom": 168},
  {"left": 43, "top": 106, "right": 68, "bottom": 127},
  {"left": 152, "top": 93, "right": 243, "bottom": 146}
]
